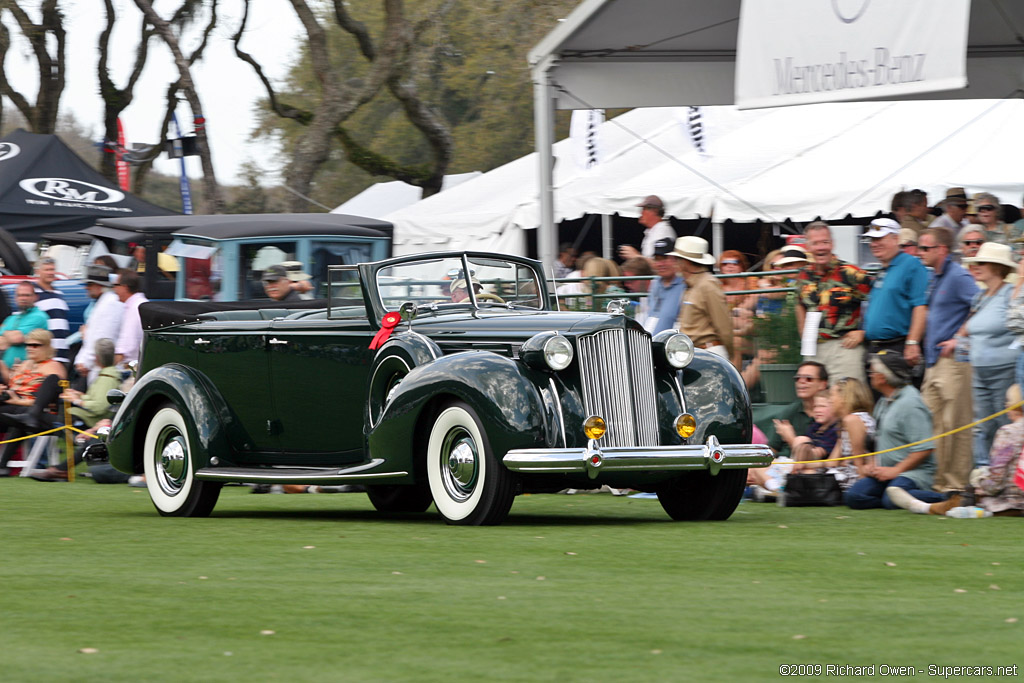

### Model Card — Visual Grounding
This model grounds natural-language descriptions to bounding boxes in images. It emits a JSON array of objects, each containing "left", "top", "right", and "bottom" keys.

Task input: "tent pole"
[
  {"left": 601, "top": 214, "right": 612, "bottom": 259},
  {"left": 712, "top": 222, "right": 724, "bottom": 259},
  {"left": 533, "top": 59, "right": 557, "bottom": 271}
]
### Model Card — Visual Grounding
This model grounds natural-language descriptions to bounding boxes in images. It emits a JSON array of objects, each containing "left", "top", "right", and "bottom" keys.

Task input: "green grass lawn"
[{"left": 2, "top": 478, "right": 1021, "bottom": 682}]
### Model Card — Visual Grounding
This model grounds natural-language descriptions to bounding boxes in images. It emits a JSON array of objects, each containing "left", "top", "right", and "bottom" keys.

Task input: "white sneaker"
[
  {"left": 885, "top": 486, "right": 928, "bottom": 514},
  {"left": 127, "top": 475, "right": 146, "bottom": 488}
]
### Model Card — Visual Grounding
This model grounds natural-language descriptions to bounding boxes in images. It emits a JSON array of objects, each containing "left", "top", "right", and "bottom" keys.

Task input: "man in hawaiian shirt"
[{"left": 795, "top": 221, "right": 872, "bottom": 383}]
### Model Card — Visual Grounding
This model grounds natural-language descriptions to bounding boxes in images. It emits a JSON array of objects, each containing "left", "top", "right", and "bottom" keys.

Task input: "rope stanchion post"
[{"left": 59, "top": 380, "right": 74, "bottom": 482}]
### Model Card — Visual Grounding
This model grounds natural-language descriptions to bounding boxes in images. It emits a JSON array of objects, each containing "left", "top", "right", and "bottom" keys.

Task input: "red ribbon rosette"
[{"left": 369, "top": 311, "right": 402, "bottom": 350}]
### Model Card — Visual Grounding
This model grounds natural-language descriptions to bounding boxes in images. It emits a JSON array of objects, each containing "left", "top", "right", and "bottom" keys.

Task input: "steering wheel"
[{"left": 476, "top": 292, "right": 505, "bottom": 304}]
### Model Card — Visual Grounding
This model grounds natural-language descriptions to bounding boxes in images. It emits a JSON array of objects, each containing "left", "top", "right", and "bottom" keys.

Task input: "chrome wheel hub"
[
  {"left": 441, "top": 429, "right": 478, "bottom": 501},
  {"left": 155, "top": 428, "right": 188, "bottom": 496}
]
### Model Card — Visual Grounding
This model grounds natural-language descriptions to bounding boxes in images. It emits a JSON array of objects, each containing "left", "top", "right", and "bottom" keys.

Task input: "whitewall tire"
[{"left": 143, "top": 404, "right": 221, "bottom": 517}]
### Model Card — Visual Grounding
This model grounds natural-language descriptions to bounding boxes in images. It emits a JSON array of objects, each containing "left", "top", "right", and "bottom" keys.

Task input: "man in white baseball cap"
[
  {"left": 862, "top": 217, "right": 930, "bottom": 373},
  {"left": 670, "top": 236, "right": 732, "bottom": 362}
]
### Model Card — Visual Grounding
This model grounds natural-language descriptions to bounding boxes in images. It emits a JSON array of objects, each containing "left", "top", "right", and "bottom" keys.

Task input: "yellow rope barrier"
[
  {"left": 0, "top": 424, "right": 98, "bottom": 445},
  {"left": 787, "top": 399, "right": 1024, "bottom": 465}
]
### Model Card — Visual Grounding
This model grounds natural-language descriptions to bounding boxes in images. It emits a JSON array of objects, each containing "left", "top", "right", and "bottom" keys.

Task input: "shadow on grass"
[{"left": 109, "top": 505, "right": 750, "bottom": 527}]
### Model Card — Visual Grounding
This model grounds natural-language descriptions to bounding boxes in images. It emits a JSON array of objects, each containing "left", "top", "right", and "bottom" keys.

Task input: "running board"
[{"left": 194, "top": 459, "right": 407, "bottom": 484}]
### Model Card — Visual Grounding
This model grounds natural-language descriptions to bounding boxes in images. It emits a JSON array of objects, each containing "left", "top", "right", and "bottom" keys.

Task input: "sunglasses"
[
  {"left": 917, "top": 245, "right": 938, "bottom": 252},
  {"left": 25, "top": 342, "right": 42, "bottom": 348},
  {"left": 963, "top": 240, "right": 984, "bottom": 246},
  {"left": 721, "top": 259, "right": 740, "bottom": 265},
  {"left": 977, "top": 205, "right": 997, "bottom": 211},
  {"left": 794, "top": 374, "right": 822, "bottom": 382}
]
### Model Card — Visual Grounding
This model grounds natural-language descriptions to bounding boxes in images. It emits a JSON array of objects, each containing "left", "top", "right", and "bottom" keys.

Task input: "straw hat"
[
  {"left": 668, "top": 236, "right": 715, "bottom": 265},
  {"left": 963, "top": 242, "right": 1016, "bottom": 269}
]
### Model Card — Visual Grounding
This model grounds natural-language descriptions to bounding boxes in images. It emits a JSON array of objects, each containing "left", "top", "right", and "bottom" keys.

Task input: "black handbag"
[{"left": 782, "top": 472, "right": 843, "bottom": 507}]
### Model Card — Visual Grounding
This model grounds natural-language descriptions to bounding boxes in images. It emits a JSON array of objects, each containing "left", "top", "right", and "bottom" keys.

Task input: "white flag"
[{"left": 569, "top": 109, "right": 605, "bottom": 172}]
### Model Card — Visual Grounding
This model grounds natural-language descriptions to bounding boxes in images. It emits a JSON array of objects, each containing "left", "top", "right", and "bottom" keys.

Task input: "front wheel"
[
  {"left": 143, "top": 404, "right": 221, "bottom": 517},
  {"left": 425, "top": 401, "right": 516, "bottom": 525},
  {"left": 657, "top": 468, "right": 747, "bottom": 521}
]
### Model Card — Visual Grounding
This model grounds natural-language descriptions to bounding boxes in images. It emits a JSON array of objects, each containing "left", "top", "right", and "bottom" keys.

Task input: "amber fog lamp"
[
  {"left": 583, "top": 415, "right": 607, "bottom": 440},
  {"left": 675, "top": 413, "right": 696, "bottom": 438}
]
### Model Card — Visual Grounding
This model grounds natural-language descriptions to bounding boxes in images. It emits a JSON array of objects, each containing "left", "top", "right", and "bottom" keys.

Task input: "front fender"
[
  {"left": 367, "top": 351, "right": 550, "bottom": 479},
  {"left": 682, "top": 350, "right": 752, "bottom": 446},
  {"left": 107, "top": 364, "right": 234, "bottom": 474}
]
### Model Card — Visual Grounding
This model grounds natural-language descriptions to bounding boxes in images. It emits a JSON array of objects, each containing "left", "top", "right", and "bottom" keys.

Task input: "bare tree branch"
[
  {"left": 0, "top": 1, "right": 66, "bottom": 133},
  {"left": 232, "top": 0, "right": 311, "bottom": 124},
  {"left": 134, "top": 0, "right": 224, "bottom": 213}
]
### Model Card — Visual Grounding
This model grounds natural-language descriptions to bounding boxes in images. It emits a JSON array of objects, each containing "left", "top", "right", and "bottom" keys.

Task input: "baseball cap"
[
  {"left": 863, "top": 218, "right": 901, "bottom": 238},
  {"left": 635, "top": 195, "right": 664, "bottom": 211},
  {"left": 652, "top": 237, "right": 674, "bottom": 256},
  {"left": 262, "top": 265, "right": 289, "bottom": 282}
]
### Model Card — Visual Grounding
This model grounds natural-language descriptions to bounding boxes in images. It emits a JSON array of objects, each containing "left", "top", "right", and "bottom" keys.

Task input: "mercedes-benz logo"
[{"left": 832, "top": 0, "right": 871, "bottom": 24}]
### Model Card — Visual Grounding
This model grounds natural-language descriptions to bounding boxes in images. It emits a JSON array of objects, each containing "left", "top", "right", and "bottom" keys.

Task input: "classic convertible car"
[{"left": 104, "top": 251, "right": 772, "bottom": 525}]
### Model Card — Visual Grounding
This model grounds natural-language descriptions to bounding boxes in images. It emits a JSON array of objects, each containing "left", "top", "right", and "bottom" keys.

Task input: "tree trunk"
[{"left": 134, "top": 0, "right": 224, "bottom": 214}]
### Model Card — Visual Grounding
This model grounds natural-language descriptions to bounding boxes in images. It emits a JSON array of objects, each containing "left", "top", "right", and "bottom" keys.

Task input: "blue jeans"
[
  {"left": 972, "top": 364, "right": 1015, "bottom": 466},
  {"left": 1016, "top": 352, "right": 1024, "bottom": 392},
  {"left": 844, "top": 475, "right": 946, "bottom": 510}
]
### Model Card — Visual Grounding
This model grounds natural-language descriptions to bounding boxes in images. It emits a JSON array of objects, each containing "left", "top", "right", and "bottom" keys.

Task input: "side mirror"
[
  {"left": 127, "top": 360, "right": 138, "bottom": 376},
  {"left": 106, "top": 390, "right": 126, "bottom": 406}
]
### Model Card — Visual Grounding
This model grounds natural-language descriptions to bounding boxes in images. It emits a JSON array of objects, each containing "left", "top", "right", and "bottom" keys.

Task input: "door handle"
[
  {"left": 193, "top": 338, "right": 210, "bottom": 345},
  {"left": 269, "top": 338, "right": 289, "bottom": 345}
]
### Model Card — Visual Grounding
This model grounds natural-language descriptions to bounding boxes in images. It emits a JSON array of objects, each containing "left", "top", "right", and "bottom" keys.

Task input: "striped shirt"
[{"left": 34, "top": 285, "right": 70, "bottom": 364}]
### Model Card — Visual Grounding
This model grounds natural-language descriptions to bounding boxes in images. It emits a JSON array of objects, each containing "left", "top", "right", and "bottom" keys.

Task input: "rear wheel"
[
  {"left": 143, "top": 404, "right": 221, "bottom": 517},
  {"left": 366, "top": 484, "right": 433, "bottom": 513},
  {"left": 425, "top": 401, "right": 516, "bottom": 525},
  {"left": 657, "top": 468, "right": 747, "bottom": 521}
]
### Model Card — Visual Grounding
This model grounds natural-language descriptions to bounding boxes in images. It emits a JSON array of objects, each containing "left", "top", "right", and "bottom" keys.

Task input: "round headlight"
[
  {"left": 543, "top": 335, "right": 574, "bottom": 371},
  {"left": 583, "top": 415, "right": 607, "bottom": 440},
  {"left": 664, "top": 333, "right": 695, "bottom": 368}
]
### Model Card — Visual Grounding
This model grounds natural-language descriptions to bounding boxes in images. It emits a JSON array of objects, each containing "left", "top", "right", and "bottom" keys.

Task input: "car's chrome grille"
[{"left": 577, "top": 328, "right": 659, "bottom": 448}]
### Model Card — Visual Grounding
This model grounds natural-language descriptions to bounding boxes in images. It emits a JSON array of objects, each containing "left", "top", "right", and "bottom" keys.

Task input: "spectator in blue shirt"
[
  {"left": 862, "top": 218, "right": 930, "bottom": 378},
  {"left": 642, "top": 238, "right": 685, "bottom": 335},
  {"left": 918, "top": 227, "right": 977, "bottom": 492},
  {"left": 0, "top": 282, "right": 50, "bottom": 368}
]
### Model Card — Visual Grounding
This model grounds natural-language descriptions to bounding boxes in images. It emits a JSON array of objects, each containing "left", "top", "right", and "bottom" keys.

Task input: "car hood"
[{"left": 412, "top": 309, "right": 644, "bottom": 346}]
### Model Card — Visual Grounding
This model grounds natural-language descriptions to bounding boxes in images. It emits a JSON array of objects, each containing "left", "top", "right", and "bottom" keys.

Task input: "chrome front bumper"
[{"left": 503, "top": 435, "right": 773, "bottom": 479}]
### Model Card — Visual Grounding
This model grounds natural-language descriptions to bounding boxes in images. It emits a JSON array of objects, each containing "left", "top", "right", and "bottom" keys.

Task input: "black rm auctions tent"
[{"left": 0, "top": 128, "right": 176, "bottom": 240}]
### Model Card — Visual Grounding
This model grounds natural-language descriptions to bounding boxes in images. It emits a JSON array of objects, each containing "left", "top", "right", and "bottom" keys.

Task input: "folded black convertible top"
[{"left": 140, "top": 299, "right": 329, "bottom": 330}]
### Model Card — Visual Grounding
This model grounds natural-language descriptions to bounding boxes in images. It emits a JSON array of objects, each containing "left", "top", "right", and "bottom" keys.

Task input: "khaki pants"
[
  {"left": 921, "top": 357, "right": 974, "bottom": 491},
  {"left": 804, "top": 338, "right": 865, "bottom": 384}
]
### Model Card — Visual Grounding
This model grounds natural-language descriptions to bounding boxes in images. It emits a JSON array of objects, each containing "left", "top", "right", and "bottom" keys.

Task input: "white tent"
[
  {"left": 331, "top": 172, "right": 482, "bottom": 219},
  {"left": 385, "top": 106, "right": 767, "bottom": 256},
  {"left": 387, "top": 99, "right": 1024, "bottom": 257}
]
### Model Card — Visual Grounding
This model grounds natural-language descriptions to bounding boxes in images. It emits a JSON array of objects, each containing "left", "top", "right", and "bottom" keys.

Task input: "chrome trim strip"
[
  {"left": 549, "top": 377, "right": 567, "bottom": 448},
  {"left": 673, "top": 374, "right": 686, "bottom": 415},
  {"left": 195, "top": 468, "right": 409, "bottom": 483}
]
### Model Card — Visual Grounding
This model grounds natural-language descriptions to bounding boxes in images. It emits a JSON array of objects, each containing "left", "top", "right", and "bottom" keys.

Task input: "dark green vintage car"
[{"left": 105, "top": 251, "right": 772, "bottom": 525}]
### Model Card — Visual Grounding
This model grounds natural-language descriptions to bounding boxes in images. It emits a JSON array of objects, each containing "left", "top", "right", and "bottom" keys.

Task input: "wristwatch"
[{"left": 905, "top": 340, "right": 919, "bottom": 346}]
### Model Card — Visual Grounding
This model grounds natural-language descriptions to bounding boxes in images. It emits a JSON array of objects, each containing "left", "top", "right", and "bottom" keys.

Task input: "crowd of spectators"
[
  {"left": 0, "top": 257, "right": 137, "bottom": 478},
  {"left": 605, "top": 190, "right": 1024, "bottom": 517}
]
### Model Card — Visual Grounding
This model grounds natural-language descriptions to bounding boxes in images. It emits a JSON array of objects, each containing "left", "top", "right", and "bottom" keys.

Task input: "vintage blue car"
[{"left": 105, "top": 251, "right": 772, "bottom": 525}]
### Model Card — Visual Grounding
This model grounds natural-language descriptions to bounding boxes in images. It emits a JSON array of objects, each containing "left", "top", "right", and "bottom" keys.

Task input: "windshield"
[{"left": 376, "top": 255, "right": 543, "bottom": 312}]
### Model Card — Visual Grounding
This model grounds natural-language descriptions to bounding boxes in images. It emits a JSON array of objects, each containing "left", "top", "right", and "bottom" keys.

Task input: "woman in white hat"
[{"left": 956, "top": 242, "right": 1018, "bottom": 466}]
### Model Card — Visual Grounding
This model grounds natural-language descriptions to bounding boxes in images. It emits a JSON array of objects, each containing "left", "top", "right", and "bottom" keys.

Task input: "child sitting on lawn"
[{"left": 776, "top": 391, "right": 839, "bottom": 466}]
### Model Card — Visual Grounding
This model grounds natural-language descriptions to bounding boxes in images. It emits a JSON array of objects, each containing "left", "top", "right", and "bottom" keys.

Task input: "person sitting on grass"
[
  {"left": 791, "top": 377, "right": 875, "bottom": 485},
  {"left": 774, "top": 390, "right": 839, "bottom": 466},
  {"left": 844, "top": 351, "right": 948, "bottom": 511},
  {"left": 31, "top": 339, "right": 122, "bottom": 482},
  {"left": 889, "top": 384, "right": 1024, "bottom": 516},
  {"left": 0, "top": 329, "right": 68, "bottom": 475}
]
